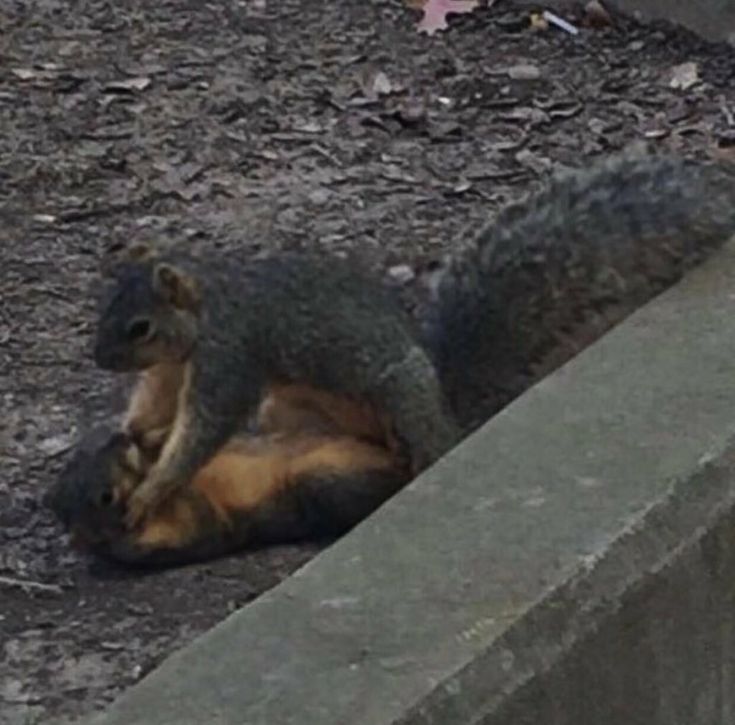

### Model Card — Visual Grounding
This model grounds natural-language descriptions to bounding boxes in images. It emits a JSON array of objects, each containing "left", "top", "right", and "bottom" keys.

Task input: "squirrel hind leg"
[
  {"left": 259, "top": 382, "right": 401, "bottom": 452},
  {"left": 283, "top": 435, "right": 410, "bottom": 536}
]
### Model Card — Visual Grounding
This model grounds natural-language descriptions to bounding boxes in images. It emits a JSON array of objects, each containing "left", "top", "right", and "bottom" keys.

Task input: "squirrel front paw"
[{"left": 124, "top": 482, "right": 162, "bottom": 530}]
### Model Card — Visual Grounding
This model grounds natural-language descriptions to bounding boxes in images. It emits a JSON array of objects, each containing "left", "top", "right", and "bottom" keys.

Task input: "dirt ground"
[{"left": 2, "top": 1, "right": 735, "bottom": 722}]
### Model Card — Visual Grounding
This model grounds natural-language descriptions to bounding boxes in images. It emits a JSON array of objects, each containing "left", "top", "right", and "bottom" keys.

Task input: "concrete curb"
[
  {"left": 546, "top": 0, "right": 735, "bottom": 43},
  {"left": 85, "top": 241, "right": 735, "bottom": 725}
]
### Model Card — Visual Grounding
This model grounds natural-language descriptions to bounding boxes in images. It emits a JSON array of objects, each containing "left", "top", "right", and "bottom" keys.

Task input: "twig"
[
  {"left": 0, "top": 575, "right": 64, "bottom": 595},
  {"left": 310, "top": 144, "right": 343, "bottom": 167},
  {"left": 543, "top": 10, "right": 579, "bottom": 35}
]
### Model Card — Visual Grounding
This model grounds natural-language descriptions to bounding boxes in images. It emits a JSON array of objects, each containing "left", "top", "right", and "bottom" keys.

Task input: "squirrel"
[
  {"left": 94, "top": 245, "right": 458, "bottom": 530},
  {"left": 46, "top": 423, "right": 409, "bottom": 567},
  {"left": 47, "top": 376, "right": 412, "bottom": 565},
  {"left": 90, "top": 150, "right": 735, "bottom": 533}
]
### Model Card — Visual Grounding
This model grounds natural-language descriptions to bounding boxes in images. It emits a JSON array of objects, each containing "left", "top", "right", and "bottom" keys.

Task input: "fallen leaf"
[
  {"left": 372, "top": 71, "right": 393, "bottom": 96},
  {"left": 0, "top": 677, "right": 40, "bottom": 704},
  {"left": 11, "top": 68, "right": 38, "bottom": 80},
  {"left": 429, "top": 120, "right": 462, "bottom": 139},
  {"left": 669, "top": 62, "right": 699, "bottom": 91},
  {"left": 104, "top": 76, "right": 151, "bottom": 93},
  {"left": 584, "top": 0, "right": 613, "bottom": 28},
  {"left": 515, "top": 149, "right": 554, "bottom": 175},
  {"left": 100, "top": 641, "right": 125, "bottom": 651},
  {"left": 546, "top": 101, "right": 583, "bottom": 120},
  {"left": 507, "top": 64, "right": 541, "bottom": 81},
  {"left": 32, "top": 214, "right": 57, "bottom": 224},
  {"left": 450, "top": 179, "right": 473, "bottom": 194},
  {"left": 396, "top": 93, "right": 428, "bottom": 126},
  {"left": 292, "top": 119, "right": 323, "bottom": 133},
  {"left": 500, "top": 106, "right": 550, "bottom": 125},
  {"left": 413, "top": 0, "right": 479, "bottom": 36},
  {"left": 529, "top": 12, "right": 548, "bottom": 31},
  {"left": 642, "top": 126, "right": 669, "bottom": 139},
  {"left": 38, "top": 434, "right": 74, "bottom": 458},
  {"left": 387, "top": 264, "right": 415, "bottom": 284},
  {"left": 358, "top": 69, "right": 395, "bottom": 100}
]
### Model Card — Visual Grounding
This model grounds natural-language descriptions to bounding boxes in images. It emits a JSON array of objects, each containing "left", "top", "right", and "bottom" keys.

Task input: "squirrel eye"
[
  {"left": 98, "top": 490, "right": 114, "bottom": 507},
  {"left": 126, "top": 318, "right": 153, "bottom": 342}
]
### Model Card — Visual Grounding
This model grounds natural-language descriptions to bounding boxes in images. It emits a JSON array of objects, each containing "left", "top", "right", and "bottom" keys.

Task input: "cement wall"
[
  {"left": 610, "top": 0, "right": 735, "bottom": 42},
  {"left": 542, "top": 0, "right": 735, "bottom": 42},
  {"left": 86, "top": 240, "right": 735, "bottom": 725}
]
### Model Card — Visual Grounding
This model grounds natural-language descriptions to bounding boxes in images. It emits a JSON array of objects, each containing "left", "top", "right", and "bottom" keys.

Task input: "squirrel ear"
[
  {"left": 101, "top": 241, "right": 159, "bottom": 278},
  {"left": 152, "top": 263, "right": 201, "bottom": 312}
]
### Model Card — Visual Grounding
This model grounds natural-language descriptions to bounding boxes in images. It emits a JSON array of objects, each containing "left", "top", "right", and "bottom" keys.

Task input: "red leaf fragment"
[{"left": 415, "top": 0, "right": 479, "bottom": 36}]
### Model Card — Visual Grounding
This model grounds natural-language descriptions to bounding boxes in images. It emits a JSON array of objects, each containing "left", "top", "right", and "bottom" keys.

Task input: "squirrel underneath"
[
  {"left": 48, "top": 421, "right": 408, "bottom": 567},
  {"left": 48, "top": 151, "right": 735, "bottom": 565}
]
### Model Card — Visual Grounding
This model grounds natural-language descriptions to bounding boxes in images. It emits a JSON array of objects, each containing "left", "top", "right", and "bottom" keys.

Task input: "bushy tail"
[{"left": 424, "top": 152, "right": 735, "bottom": 431}]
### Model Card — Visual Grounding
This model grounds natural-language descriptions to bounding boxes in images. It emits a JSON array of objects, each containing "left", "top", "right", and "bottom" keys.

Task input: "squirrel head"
[
  {"left": 46, "top": 430, "right": 149, "bottom": 551},
  {"left": 94, "top": 242, "right": 201, "bottom": 371}
]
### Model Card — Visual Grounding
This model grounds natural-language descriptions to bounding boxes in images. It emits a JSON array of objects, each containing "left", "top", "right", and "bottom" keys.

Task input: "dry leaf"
[
  {"left": 372, "top": 71, "right": 393, "bottom": 96},
  {"left": 414, "top": 0, "right": 479, "bottom": 36},
  {"left": 38, "top": 433, "right": 74, "bottom": 457},
  {"left": 387, "top": 264, "right": 415, "bottom": 284},
  {"left": 529, "top": 13, "right": 549, "bottom": 31},
  {"left": 396, "top": 92, "right": 428, "bottom": 126},
  {"left": 104, "top": 77, "right": 151, "bottom": 93},
  {"left": 669, "top": 62, "right": 699, "bottom": 91},
  {"left": 12, "top": 68, "right": 38, "bottom": 80},
  {"left": 507, "top": 64, "right": 541, "bottom": 81},
  {"left": 584, "top": 0, "right": 613, "bottom": 28},
  {"left": 359, "top": 68, "right": 394, "bottom": 100},
  {"left": 32, "top": 213, "right": 57, "bottom": 224}
]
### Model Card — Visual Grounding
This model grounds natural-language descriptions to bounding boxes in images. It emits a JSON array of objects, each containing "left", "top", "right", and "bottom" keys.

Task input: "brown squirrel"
[
  {"left": 79, "top": 150, "right": 735, "bottom": 541},
  {"left": 46, "top": 422, "right": 408, "bottom": 567},
  {"left": 93, "top": 246, "right": 457, "bottom": 529}
]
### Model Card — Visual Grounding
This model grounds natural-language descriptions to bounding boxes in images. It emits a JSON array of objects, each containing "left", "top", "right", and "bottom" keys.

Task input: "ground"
[{"left": 1, "top": 1, "right": 734, "bottom": 722}]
